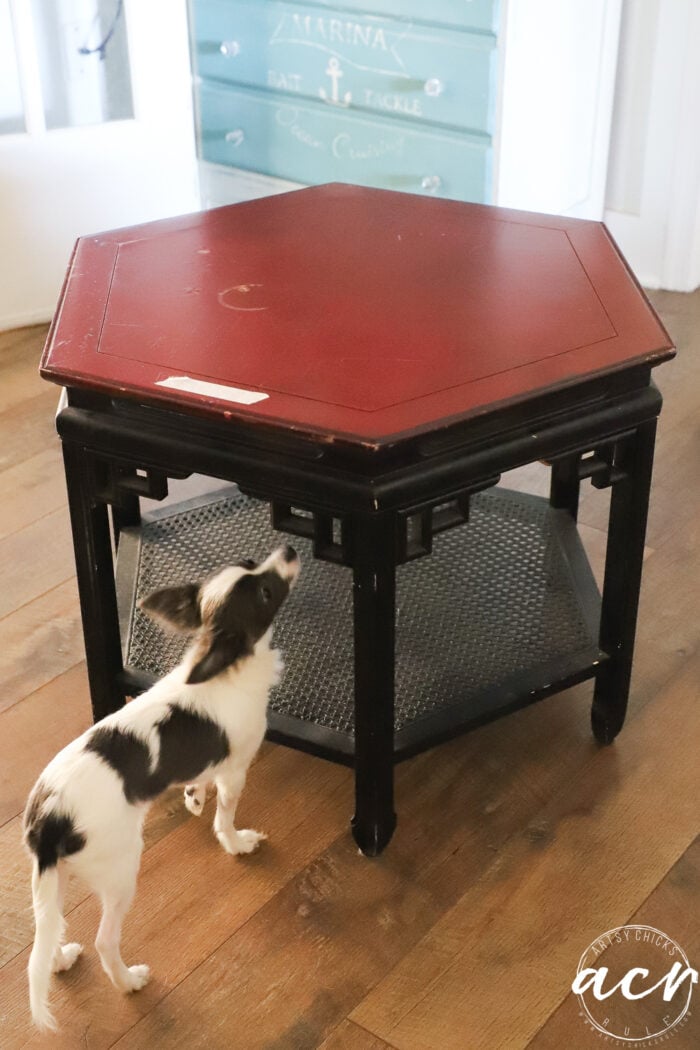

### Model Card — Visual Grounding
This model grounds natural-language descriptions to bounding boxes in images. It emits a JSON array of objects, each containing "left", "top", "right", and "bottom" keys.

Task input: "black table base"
[{"left": 57, "top": 376, "right": 661, "bottom": 855}]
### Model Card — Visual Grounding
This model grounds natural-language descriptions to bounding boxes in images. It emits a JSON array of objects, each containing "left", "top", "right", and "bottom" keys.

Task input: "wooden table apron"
[{"left": 56, "top": 364, "right": 661, "bottom": 856}]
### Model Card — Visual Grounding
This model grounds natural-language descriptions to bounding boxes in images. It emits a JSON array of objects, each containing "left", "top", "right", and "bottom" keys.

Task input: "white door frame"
[{"left": 604, "top": 0, "right": 700, "bottom": 292}]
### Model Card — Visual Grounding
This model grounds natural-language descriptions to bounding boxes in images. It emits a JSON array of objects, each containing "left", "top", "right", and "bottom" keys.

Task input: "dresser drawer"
[
  {"left": 192, "top": 0, "right": 497, "bottom": 134},
  {"left": 198, "top": 82, "right": 491, "bottom": 203},
  {"left": 308, "top": 0, "right": 499, "bottom": 32}
]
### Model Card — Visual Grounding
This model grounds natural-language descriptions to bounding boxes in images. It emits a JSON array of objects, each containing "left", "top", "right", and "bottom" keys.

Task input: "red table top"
[{"left": 41, "top": 184, "right": 674, "bottom": 446}]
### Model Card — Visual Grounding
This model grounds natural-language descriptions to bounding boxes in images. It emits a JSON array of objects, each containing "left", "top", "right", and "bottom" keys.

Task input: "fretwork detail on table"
[
  {"left": 578, "top": 442, "right": 629, "bottom": 490},
  {"left": 94, "top": 459, "right": 174, "bottom": 508}
]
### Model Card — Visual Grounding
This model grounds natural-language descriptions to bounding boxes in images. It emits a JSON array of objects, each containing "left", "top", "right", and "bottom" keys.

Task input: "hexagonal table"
[{"left": 41, "top": 184, "right": 674, "bottom": 855}]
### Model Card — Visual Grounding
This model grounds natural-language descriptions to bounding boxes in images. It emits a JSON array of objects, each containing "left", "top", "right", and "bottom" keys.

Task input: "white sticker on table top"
[{"left": 156, "top": 376, "right": 268, "bottom": 405}]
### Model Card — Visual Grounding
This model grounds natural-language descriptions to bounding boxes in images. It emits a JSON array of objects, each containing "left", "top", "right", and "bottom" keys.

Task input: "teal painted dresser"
[{"left": 189, "top": 0, "right": 500, "bottom": 204}]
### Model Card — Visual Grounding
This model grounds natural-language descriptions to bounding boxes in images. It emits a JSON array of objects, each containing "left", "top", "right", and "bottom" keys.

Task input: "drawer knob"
[
  {"left": 424, "top": 78, "right": 444, "bottom": 98},
  {"left": 421, "top": 175, "right": 443, "bottom": 194},
  {"left": 225, "top": 129, "right": 245, "bottom": 146},
  {"left": 219, "top": 40, "right": 241, "bottom": 58}
]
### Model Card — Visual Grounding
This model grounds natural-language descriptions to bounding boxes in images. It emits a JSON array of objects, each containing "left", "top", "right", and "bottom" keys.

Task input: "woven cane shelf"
[{"left": 116, "top": 486, "right": 604, "bottom": 765}]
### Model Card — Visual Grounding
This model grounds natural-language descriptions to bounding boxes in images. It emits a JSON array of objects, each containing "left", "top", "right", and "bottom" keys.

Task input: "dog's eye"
[{"left": 260, "top": 585, "right": 272, "bottom": 603}]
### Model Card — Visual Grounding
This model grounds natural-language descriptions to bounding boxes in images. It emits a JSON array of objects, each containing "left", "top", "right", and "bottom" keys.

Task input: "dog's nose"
[{"left": 276, "top": 545, "right": 300, "bottom": 585}]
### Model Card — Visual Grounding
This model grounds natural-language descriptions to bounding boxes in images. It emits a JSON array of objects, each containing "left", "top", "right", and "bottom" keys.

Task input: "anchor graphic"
[{"left": 319, "top": 57, "right": 352, "bottom": 107}]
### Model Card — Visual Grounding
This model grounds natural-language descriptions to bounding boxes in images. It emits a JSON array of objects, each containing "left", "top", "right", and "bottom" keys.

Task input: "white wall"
[
  {"left": 0, "top": 0, "right": 198, "bottom": 331},
  {"left": 604, "top": 0, "right": 700, "bottom": 291}
]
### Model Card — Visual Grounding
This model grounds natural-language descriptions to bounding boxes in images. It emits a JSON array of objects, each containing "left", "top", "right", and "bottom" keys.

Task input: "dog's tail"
[{"left": 28, "top": 861, "right": 64, "bottom": 1031}]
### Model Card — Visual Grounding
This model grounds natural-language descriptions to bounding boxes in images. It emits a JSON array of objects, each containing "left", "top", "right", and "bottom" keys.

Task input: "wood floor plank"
[
  {"left": 0, "top": 344, "right": 48, "bottom": 415},
  {"left": 647, "top": 287, "right": 700, "bottom": 412},
  {"left": 629, "top": 513, "right": 700, "bottom": 709},
  {"left": 0, "top": 324, "right": 48, "bottom": 362},
  {"left": 349, "top": 653, "right": 700, "bottom": 1050},
  {"left": 0, "top": 447, "right": 67, "bottom": 542},
  {"left": 0, "top": 579, "right": 83, "bottom": 715},
  {"left": 0, "top": 506, "right": 75, "bottom": 620},
  {"left": 526, "top": 835, "right": 700, "bottom": 1048},
  {"left": 317, "top": 1019, "right": 397, "bottom": 1050},
  {"left": 0, "top": 389, "right": 61, "bottom": 474},
  {"left": 0, "top": 663, "right": 92, "bottom": 826},
  {"left": 638, "top": 400, "right": 700, "bottom": 551}
]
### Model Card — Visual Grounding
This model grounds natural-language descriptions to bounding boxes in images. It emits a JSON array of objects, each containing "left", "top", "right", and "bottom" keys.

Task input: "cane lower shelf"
[{"left": 116, "top": 484, "right": 604, "bottom": 765}]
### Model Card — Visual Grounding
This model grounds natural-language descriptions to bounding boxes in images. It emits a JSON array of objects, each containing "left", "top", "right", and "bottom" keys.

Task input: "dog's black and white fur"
[{"left": 23, "top": 545, "right": 299, "bottom": 1031}]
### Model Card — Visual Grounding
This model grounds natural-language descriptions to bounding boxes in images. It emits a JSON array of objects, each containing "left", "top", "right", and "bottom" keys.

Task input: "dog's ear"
[
  {"left": 139, "top": 583, "right": 202, "bottom": 634},
  {"left": 186, "top": 632, "right": 251, "bottom": 684}
]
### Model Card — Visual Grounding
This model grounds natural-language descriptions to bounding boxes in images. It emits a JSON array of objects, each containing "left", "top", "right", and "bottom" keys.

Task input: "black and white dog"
[{"left": 24, "top": 545, "right": 299, "bottom": 1031}]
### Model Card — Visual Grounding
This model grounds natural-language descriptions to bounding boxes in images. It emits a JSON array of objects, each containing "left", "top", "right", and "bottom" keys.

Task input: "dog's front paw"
[
  {"left": 216, "top": 828, "right": 267, "bottom": 856},
  {"left": 184, "top": 783, "right": 206, "bottom": 816}
]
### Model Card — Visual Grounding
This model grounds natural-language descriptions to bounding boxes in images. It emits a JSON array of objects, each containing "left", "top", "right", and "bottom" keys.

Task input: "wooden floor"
[{"left": 0, "top": 294, "right": 698, "bottom": 1049}]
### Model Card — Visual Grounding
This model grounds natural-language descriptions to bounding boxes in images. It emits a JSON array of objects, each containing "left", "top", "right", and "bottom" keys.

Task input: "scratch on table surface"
[{"left": 218, "top": 284, "right": 268, "bottom": 311}]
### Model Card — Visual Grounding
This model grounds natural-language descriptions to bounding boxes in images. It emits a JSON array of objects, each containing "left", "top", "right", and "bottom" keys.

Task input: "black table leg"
[
  {"left": 111, "top": 495, "right": 141, "bottom": 551},
  {"left": 351, "top": 511, "right": 397, "bottom": 856},
  {"left": 550, "top": 453, "right": 581, "bottom": 519},
  {"left": 62, "top": 442, "right": 125, "bottom": 722},
  {"left": 592, "top": 420, "right": 657, "bottom": 744}
]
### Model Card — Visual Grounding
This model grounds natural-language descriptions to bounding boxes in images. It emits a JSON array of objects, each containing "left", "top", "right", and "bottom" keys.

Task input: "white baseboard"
[{"left": 0, "top": 307, "right": 53, "bottom": 332}]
